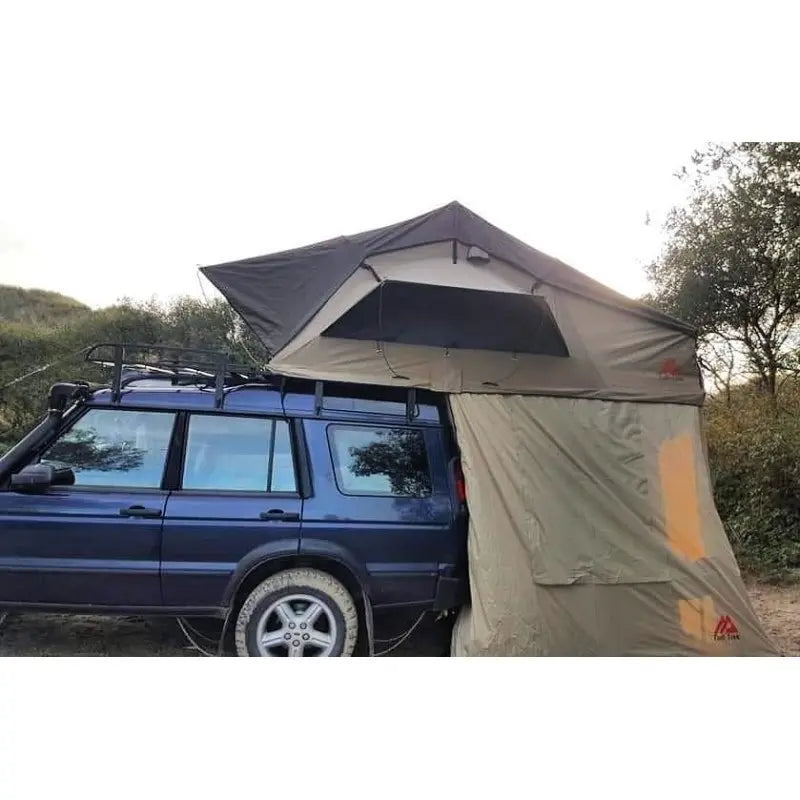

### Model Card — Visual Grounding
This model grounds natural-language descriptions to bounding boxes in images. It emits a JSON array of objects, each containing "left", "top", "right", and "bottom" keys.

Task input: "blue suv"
[{"left": 0, "top": 345, "right": 468, "bottom": 656}]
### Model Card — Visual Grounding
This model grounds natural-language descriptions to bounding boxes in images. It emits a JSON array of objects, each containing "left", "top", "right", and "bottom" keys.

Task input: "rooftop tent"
[
  {"left": 201, "top": 201, "right": 702, "bottom": 402},
  {"left": 202, "top": 202, "right": 776, "bottom": 656}
]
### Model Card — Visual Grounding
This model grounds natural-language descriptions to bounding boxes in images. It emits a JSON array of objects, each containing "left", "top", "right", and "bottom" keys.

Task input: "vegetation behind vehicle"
[{"left": 647, "top": 142, "right": 800, "bottom": 580}]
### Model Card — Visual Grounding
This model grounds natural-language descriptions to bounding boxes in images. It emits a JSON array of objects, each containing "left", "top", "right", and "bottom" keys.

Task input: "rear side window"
[
  {"left": 183, "top": 415, "right": 296, "bottom": 493},
  {"left": 328, "top": 425, "right": 431, "bottom": 497},
  {"left": 41, "top": 408, "right": 175, "bottom": 488}
]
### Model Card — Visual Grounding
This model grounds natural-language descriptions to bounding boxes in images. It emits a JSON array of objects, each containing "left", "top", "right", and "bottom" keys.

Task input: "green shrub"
[{"left": 705, "top": 384, "right": 800, "bottom": 581}]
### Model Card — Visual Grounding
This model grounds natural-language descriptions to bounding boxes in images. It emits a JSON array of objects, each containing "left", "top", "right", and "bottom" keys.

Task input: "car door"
[
  {"left": 300, "top": 420, "right": 454, "bottom": 607},
  {"left": 160, "top": 413, "right": 302, "bottom": 608},
  {"left": 0, "top": 407, "right": 176, "bottom": 606}
]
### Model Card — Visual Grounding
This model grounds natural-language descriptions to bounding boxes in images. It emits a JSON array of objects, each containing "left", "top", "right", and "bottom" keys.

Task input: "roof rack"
[
  {"left": 84, "top": 343, "right": 422, "bottom": 422},
  {"left": 84, "top": 343, "right": 270, "bottom": 408}
]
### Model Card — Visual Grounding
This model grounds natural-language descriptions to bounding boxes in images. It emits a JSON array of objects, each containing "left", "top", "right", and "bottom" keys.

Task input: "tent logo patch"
[
  {"left": 713, "top": 615, "right": 740, "bottom": 641},
  {"left": 658, "top": 358, "right": 683, "bottom": 380}
]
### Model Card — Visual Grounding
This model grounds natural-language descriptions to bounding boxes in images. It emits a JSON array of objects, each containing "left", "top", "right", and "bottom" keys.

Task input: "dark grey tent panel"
[
  {"left": 322, "top": 281, "right": 569, "bottom": 357},
  {"left": 201, "top": 201, "right": 695, "bottom": 356}
]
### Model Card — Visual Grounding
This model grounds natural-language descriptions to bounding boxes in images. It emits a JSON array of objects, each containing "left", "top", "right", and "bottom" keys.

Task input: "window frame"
[
  {"left": 35, "top": 405, "right": 179, "bottom": 492},
  {"left": 178, "top": 411, "right": 300, "bottom": 497},
  {"left": 326, "top": 422, "right": 433, "bottom": 499}
]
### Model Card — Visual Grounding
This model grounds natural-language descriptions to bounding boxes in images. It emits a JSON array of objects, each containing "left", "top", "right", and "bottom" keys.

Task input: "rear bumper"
[{"left": 367, "top": 568, "right": 467, "bottom": 611}]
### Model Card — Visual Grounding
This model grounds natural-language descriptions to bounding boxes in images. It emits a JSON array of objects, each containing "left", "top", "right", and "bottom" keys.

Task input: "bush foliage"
[
  {"left": 0, "top": 288, "right": 265, "bottom": 453},
  {"left": 705, "top": 382, "right": 800, "bottom": 580}
]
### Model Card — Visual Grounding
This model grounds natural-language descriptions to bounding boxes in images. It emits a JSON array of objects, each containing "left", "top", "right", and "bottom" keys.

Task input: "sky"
[{"left": 1, "top": 2, "right": 785, "bottom": 311}]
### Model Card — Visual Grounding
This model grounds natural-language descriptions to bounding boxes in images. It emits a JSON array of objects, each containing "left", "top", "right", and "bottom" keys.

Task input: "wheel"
[{"left": 235, "top": 568, "right": 358, "bottom": 657}]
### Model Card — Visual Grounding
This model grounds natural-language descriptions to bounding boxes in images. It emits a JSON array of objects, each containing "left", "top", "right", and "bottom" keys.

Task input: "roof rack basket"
[
  {"left": 84, "top": 343, "right": 421, "bottom": 420},
  {"left": 84, "top": 343, "right": 266, "bottom": 408}
]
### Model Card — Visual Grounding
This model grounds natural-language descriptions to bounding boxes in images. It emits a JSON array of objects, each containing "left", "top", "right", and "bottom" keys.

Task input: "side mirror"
[{"left": 10, "top": 463, "right": 75, "bottom": 492}]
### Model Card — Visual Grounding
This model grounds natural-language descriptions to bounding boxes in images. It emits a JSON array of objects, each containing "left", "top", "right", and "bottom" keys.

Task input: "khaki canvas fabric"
[
  {"left": 449, "top": 394, "right": 776, "bottom": 656},
  {"left": 268, "top": 242, "right": 702, "bottom": 403}
]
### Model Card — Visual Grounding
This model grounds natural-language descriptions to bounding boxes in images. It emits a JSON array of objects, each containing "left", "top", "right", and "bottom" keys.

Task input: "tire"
[{"left": 235, "top": 568, "right": 358, "bottom": 657}]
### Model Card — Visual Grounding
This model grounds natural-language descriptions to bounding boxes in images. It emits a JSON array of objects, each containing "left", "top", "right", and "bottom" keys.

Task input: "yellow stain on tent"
[
  {"left": 659, "top": 432, "right": 725, "bottom": 653},
  {"left": 677, "top": 595, "right": 720, "bottom": 654},
  {"left": 658, "top": 433, "right": 706, "bottom": 561}
]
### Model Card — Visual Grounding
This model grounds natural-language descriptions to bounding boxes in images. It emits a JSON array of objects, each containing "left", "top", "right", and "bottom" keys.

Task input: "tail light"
[{"left": 453, "top": 458, "right": 467, "bottom": 505}]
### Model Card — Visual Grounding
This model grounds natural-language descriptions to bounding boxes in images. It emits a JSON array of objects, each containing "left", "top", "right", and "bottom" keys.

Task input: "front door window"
[{"left": 41, "top": 408, "right": 176, "bottom": 488}]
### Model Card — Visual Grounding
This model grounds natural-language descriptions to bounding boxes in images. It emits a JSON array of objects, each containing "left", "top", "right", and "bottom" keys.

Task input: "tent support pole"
[
  {"left": 110, "top": 345, "right": 123, "bottom": 404},
  {"left": 406, "top": 388, "right": 417, "bottom": 422},
  {"left": 314, "top": 381, "right": 323, "bottom": 416},
  {"left": 214, "top": 353, "right": 226, "bottom": 409}
]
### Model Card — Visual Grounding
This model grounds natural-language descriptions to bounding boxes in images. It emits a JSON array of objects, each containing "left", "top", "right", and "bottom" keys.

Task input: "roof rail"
[{"left": 84, "top": 343, "right": 269, "bottom": 409}]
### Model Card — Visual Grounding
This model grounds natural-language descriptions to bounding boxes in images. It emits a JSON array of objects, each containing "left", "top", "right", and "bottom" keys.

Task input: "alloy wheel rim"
[{"left": 255, "top": 594, "right": 337, "bottom": 657}]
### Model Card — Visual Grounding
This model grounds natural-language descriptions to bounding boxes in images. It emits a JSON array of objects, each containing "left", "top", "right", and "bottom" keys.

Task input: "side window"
[
  {"left": 328, "top": 425, "right": 432, "bottom": 497},
  {"left": 271, "top": 419, "right": 296, "bottom": 492},
  {"left": 41, "top": 409, "right": 175, "bottom": 488},
  {"left": 182, "top": 415, "right": 297, "bottom": 493}
]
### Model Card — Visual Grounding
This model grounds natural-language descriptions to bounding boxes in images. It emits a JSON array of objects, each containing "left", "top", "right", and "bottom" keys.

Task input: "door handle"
[
  {"left": 119, "top": 505, "right": 163, "bottom": 518},
  {"left": 259, "top": 509, "right": 300, "bottom": 522}
]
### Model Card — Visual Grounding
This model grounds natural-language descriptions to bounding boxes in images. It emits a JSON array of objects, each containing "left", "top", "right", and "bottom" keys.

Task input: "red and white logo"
[
  {"left": 713, "top": 615, "right": 740, "bottom": 641},
  {"left": 658, "top": 358, "right": 682, "bottom": 380}
]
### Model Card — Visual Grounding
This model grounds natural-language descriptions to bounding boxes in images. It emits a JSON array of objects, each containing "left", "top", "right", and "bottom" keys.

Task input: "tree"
[{"left": 646, "top": 142, "right": 800, "bottom": 399}]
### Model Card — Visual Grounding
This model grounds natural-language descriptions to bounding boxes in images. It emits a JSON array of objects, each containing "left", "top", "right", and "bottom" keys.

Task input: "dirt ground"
[
  {"left": 0, "top": 583, "right": 796, "bottom": 656},
  {"left": 0, "top": 606, "right": 452, "bottom": 657},
  {"left": 744, "top": 580, "right": 800, "bottom": 655}
]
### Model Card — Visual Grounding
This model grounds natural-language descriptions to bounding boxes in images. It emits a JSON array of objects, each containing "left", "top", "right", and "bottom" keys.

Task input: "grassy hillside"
[
  {"left": 0, "top": 287, "right": 266, "bottom": 453},
  {"left": 0, "top": 285, "right": 90, "bottom": 327}
]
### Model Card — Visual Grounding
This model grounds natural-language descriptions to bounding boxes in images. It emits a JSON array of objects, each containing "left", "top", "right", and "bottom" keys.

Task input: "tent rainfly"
[{"left": 202, "top": 201, "right": 777, "bottom": 656}]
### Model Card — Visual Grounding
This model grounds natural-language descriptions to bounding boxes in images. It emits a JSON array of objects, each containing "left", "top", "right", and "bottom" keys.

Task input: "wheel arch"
[
  {"left": 222, "top": 541, "right": 369, "bottom": 611},
  {"left": 223, "top": 543, "right": 373, "bottom": 654}
]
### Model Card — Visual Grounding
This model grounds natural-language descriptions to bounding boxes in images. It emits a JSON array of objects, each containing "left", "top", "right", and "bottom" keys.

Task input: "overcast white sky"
[{"left": 0, "top": 2, "right": 790, "bottom": 310}]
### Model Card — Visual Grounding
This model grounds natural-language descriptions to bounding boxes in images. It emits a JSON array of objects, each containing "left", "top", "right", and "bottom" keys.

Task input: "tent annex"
[{"left": 202, "top": 202, "right": 776, "bottom": 656}]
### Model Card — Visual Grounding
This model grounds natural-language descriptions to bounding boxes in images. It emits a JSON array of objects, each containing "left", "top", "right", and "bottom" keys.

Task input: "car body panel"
[
  {"left": 298, "top": 419, "right": 459, "bottom": 607},
  {"left": 161, "top": 493, "right": 302, "bottom": 606},
  {"left": 0, "top": 487, "right": 165, "bottom": 605}
]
